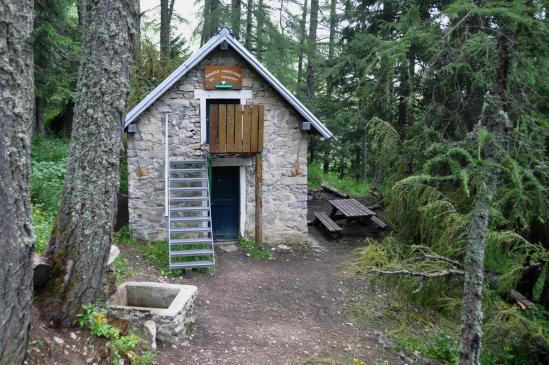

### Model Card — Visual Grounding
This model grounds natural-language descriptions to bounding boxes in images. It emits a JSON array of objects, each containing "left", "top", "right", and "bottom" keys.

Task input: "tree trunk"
[
  {"left": 35, "top": 96, "right": 45, "bottom": 133},
  {"left": 245, "top": 0, "right": 253, "bottom": 49},
  {"left": 0, "top": 0, "right": 34, "bottom": 361},
  {"left": 209, "top": 0, "right": 220, "bottom": 38},
  {"left": 231, "top": 0, "right": 241, "bottom": 39},
  {"left": 326, "top": 0, "right": 337, "bottom": 97},
  {"left": 256, "top": 0, "right": 264, "bottom": 60},
  {"left": 36, "top": 0, "right": 138, "bottom": 327},
  {"left": 201, "top": 0, "right": 211, "bottom": 46},
  {"left": 297, "top": 0, "right": 308, "bottom": 85},
  {"left": 160, "top": 0, "right": 170, "bottom": 58},
  {"left": 459, "top": 93, "right": 507, "bottom": 365},
  {"left": 459, "top": 168, "right": 496, "bottom": 365},
  {"left": 306, "top": 0, "right": 319, "bottom": 101}
]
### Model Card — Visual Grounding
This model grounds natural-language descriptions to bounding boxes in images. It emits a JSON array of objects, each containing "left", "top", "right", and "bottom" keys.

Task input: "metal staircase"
[{"left": 167, "top": 159, "right": 215, "bottom": 274}]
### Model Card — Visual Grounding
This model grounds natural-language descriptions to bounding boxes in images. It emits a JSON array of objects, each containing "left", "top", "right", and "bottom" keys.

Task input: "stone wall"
[{"left": 127, "top": 47, "right": 309, "bottom": 244}]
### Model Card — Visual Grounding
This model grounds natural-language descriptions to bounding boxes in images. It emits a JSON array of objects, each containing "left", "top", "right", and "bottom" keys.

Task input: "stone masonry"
[{"left": 127, "top": 47, "right": 309, "bottom": 244}]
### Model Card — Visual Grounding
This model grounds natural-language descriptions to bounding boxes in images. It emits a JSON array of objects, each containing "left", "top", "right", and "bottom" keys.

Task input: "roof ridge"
[{"left": 124, "top": 30, "right": 333, "bottom": 139}]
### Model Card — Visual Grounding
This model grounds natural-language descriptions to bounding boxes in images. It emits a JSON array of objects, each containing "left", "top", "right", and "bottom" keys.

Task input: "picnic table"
[
  {"left": 313, "top": 198, "right": 388, "bottom": 235},
  {"left": 329, "top": 199, "right": 376, "bottom": 219},
  {"left": 329, "top": 198, "right": 388, "bottom": 230}
]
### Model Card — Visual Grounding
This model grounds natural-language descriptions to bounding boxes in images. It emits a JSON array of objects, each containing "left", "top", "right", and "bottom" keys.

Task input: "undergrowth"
[
  {"left": 237, "top": 236, "right": 272, "bottom": 259},
  {"left": 308, "top": 162, "right": 374, "bottom": 197},
  {"left": 31, "top": 134, "right": 70, "bottom": 254},
  {"left": 114, "top": 226, "right": 212, "bottom": 277},
  {"left": 77, "top": 303, "right": 155, "bottom": 365}
]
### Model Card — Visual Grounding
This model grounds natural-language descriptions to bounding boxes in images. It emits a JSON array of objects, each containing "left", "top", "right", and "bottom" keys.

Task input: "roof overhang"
[{"left": 124, "top": 28, "right": 333, "bottom": 139}]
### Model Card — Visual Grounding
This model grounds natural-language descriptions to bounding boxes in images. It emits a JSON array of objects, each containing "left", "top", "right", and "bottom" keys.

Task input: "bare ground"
[{"left": 28, "top": 190, "right": 417, "bottom": 365}]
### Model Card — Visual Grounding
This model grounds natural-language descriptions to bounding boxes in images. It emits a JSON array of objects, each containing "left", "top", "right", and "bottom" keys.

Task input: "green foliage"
[
  {"left": 360, "top": 242, "right": 389, "bottom": 268},
  {"left": 77, "top": 304, "right": 119, "bottom": 339},
  {"left": 395, "top": 330, "right": 459, "bottom": 364},
  {"left": 77, "top": 304, "right": 155, "bottom": 365},
  {"left": 32, "top": 0, "right": 80, "bottom": 122},
  {"left": 128, "top": 37, "right": 190, "bottom": 108},
  {"left": 237, "top": 236, "right": 272, "bottom": 259},
  {"left": 31, "top": 135, "right": 70, "bottom": 254},
  {"left": 366, "top": 117, "right": 405, "bottom": 182}
]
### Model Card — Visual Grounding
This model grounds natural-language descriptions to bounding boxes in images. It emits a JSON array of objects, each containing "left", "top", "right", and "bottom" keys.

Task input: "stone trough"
[{"left": 110, "top": 282, "right": 197, "bottom": 343}]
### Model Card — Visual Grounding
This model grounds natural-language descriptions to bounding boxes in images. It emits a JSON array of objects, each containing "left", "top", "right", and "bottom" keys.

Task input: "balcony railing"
[{"left": 209, "top": 104, "right": 264, "bottom": 154}]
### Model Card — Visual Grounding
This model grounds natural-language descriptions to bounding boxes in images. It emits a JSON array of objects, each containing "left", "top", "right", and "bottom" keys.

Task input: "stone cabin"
[{"left": 124, "top": 28, "right": 332, "bottom": 247}]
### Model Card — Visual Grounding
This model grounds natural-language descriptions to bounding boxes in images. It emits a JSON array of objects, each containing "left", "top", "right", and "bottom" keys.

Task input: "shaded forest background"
[{"left": 31, "top": 0, "right": 548, "bottom": 364}]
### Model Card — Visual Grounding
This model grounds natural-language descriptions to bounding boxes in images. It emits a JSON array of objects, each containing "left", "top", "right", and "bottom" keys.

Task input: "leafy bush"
[{"left": 77, "top": 303, "right": 155, "bottom": 365}]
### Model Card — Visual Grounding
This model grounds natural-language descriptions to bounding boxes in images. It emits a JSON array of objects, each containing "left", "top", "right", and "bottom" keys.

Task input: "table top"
[{"left": 329, "top": 199, "right": 376, "bottom": 218}]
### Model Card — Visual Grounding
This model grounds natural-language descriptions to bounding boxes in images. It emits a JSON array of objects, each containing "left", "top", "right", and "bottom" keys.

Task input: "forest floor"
[{"left": 27, "top": 190, "right": 440, "bottom": 365}]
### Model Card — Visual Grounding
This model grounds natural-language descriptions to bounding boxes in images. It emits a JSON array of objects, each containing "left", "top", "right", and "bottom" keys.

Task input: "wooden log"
[
  {"left": 33, "top": 252, "right": 50, "bottom": 289},
  {"left": 255, "top": 154, "right": 263, "bottom": 247},
  {"left": 321, "top": 183, "right": 349, "bottom": 198},
  {"left": 509, "top": 289, "right": 535, "bottom": 310}
]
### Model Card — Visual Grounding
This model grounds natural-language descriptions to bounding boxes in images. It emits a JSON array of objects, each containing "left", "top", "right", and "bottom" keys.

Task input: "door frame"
[{"left": 211, "top": 157, "right": 251, "bottom": 238}]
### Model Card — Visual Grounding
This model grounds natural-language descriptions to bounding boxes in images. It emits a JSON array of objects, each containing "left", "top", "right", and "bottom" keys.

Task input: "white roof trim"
[{"left": 124, "top": 27, "right": 333, "bottom": 139}]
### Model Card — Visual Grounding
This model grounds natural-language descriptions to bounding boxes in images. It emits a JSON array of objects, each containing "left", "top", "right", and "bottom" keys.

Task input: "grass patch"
[
  {"left": 114, "top": 226, "right": 211, "bottom": 277},
  {"left": 308, "top": 162, "right": 373, "bottom": 197},
  {"left": 114, "top": 256, "right": 135, "bottom": 284},
  {"left": 237, "top": 236, "right": 272, "bottom": 259}
]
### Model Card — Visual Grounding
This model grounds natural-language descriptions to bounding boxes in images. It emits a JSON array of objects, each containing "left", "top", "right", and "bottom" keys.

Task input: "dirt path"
[{"left": 123, "top": 228, "right": 404, "bottom": 365}]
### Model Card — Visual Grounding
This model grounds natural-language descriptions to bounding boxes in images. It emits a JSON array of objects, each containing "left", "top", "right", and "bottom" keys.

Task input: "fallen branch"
[
  {"left": 423, "top": 254, "right": 463, "bottom": 268},
  {"left": 365, "top": 267, "right": 464, "bottom": 278},
  {"left": 321, "top": 183, "right": 349, "bottom": 198}
]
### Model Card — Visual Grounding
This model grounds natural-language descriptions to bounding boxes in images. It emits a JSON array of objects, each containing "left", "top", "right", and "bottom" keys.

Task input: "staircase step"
[
  {"left": 170, "top": 168, "right": 207, "bottom": 173},
  {"left": 170, "top": 196, "right": 209, "bottom": 202},
  {"left": 170, "top": 177, "right": 208, "bottom": 182},
  {"left": 170, "top": 206, "right": 210, "bottom": 212},
  {"left": 169, "top": 260, "right": 214, "bottom": 269},
  {"left": 170, "top": 187, "right": 208, "bottom": 191},
  {"left": 170, "top": 216, "right": 210, "bottom": 222},
  {"left": 169, "top": 238, "right": 213, "bottom": 245},
  {"left": 170, "top": 249, "right": 214, "bottom": 257},
  {"left": 171, "top": 227, "right": 211, "bottom": 233},
  {"left": 170, "top": 159, "right": 207, "bottom": 164}
]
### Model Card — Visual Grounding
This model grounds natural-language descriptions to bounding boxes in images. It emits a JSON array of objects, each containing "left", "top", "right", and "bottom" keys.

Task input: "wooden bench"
[
  {"left": 369, "top": 216, "right": 388, "bottom": 230},
  {"left": 314, "top": 212, "right": 343, "bottom": 233}
]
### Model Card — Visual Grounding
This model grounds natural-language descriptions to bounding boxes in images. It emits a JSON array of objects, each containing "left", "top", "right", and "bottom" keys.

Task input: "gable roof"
[{"left": 124, "top": 27, "right": 333, "bottom": 139}]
